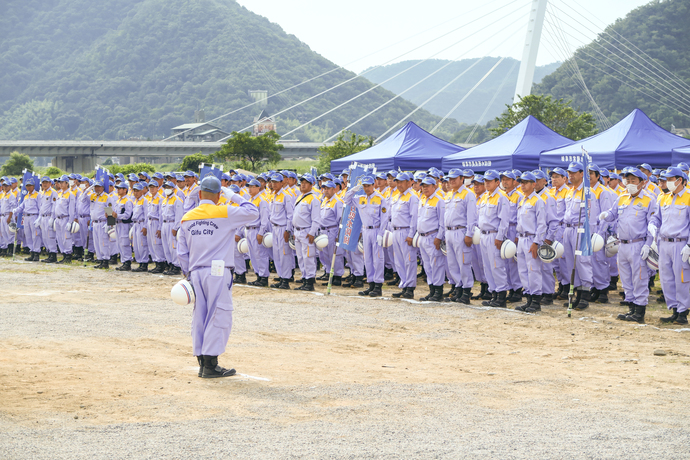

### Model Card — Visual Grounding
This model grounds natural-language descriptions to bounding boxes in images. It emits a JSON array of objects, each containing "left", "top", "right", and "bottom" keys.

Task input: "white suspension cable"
[{"left": 431, "top": 57, "right": 507, "bottom": 133}]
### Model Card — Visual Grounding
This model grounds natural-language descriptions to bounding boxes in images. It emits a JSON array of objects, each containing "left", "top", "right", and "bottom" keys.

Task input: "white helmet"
[
  {"left": 107, "top": 226, "right": 117, "bottom": 241},
  {"left": 50, "top": 218, "right": 56, "bottom": 232},
  {"left": 262, "top": 232, "right": 273, "bottom": 248},
  {"left": 646, "top": 241, "right": 659, "bottom": 271},
  {"left": 412, "top": 232, "right": 421, "bottom": 248},
  {"left": 382, "top": 230, "right": 394, "bottom": 248},
  {"left": 472, "top": 227, "right": 481, "bottom": 245},
  {"left": 591, "top": 233, "right": 605, "bottom": 252},
  {"left": 129, "top": 227, "right": 134, "bottom": 240},
  {"left": 314, "top": 234, "right": 329, "bottom": 249},
  {"left": 237, "top": 237, "right": 249, "bottom": 254},
  {"left": 70, "top": 221, "right": 80, "bottom": 234},
  {"left": 500, "top": 240, "right": 517, "bottom": 259},
  {"left": 440, "top": 240, "right": 447, "bottom": 256},
  {"left": 357, "top": 235, "right": 364, "bottom": 254},
  {"left": 171, "top": 279, "right": 195, "bottom": 306},
  {"left": 538, "top": 243, "right": 557, "bottom": 263},
  {"left": 605, "top": 236, "right": 620, "bottom": 257},
  {"left": 8, "top": 222, "right": 17, "bottom": 234},
  {"left": 552, "top": 240, "right": 564, "bottom": 259},
  {"left": 288, "top": 233, "right": 296, "bottom": 251}
]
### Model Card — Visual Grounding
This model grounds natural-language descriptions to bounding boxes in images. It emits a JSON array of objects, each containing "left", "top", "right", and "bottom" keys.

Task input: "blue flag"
[
  {"left": 578, "top": 148, "right": 593, "bottom": 257},
  {"left": 336, "top": 162, "right": 376, "bottom": 252},
  {"left": 95, "top": 167, "right": 111, "bottom": 194},
  {"left": 199, "top": 163, "right": 222, "bottom": 180}
]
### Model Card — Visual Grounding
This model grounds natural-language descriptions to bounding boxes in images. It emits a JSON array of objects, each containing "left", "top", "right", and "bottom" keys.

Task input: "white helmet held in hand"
[
  {"left": 412, "top": 232, "right": 421, "bottom": 248},
  {"left": 552, "top": 241, "right": 564, "bottom": 259},
  {"left": 288, "top": 233, "right": 296, "bottom": 251},
  {"left": 237, "top": 237, "right": 249, "bottom": 254},
  {"left": 108, "top": 226, "right": 117, "bottom": 242},
  {"left": 472, "top": 227, "right": 481, "bottom": 245},
  {"left": 605, "top": 236, "right": 620, "bottom": 257},
  {"left": 358, "top": 236, "right": 364, "bottom": 254},
  {"left": 382, "top": 230, "right": 393, "bottom": 248},
  {"left": 591, "top": 233, "right": 605, "bottom": 252},
  {"left": 440, "top": 240, "right": 447, "bottom": 256},
  {"left": 646, "top": 242, "right": 659, "bottom": 271},
  {"left": 262, "top": 232, "right": 273, "bottom": 248},
  {"left": 70, "top": 222, "right": 80, "bottom": 234},
  {"left": 500, "top": 240, "right": 517, "bottom": 259},
  {"left": 314, "top": 234, "right": 329, "bottom": 250},
  {"left": 171, "top": 279, "right": 195, "bottom": 306},
  {"left": 129, "top": 227, "right": 134, "bottom": 240}
]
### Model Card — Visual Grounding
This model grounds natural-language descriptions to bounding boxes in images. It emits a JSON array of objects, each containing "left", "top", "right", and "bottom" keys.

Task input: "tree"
[
  {"left": 44, "top": 166, "right": 66, "bottom": 178},
  {"left": 0, "top": 152, "right": 35, "bottom": 176},
  {"left": 109, "top": 163, "right": 156, "bottom": 175},
  {"left": 317, "top": 130, "right": 374, "bottom": 173},
  {"left": 180, "top": 152, "right": 214, "bottom": 173},
  {"left": 491, "top": 94, "right": 598, "bottom": 141},
  {"left": 215, "top": 131, "right": 283, "bottom": 172}
]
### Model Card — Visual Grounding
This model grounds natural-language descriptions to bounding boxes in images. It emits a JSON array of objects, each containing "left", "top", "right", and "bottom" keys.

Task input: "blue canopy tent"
[
  {"left": 671, "top": 145, "right": 690, "bottom": 165},
  {"left": 329, "top": 122, "right": 465, "bottom": 173},
  {"left": 539, "top": 109, "right": 690, "bottom": 170},
  {"left": 441, "top": 115, "right": 573, "bottom": 172}
]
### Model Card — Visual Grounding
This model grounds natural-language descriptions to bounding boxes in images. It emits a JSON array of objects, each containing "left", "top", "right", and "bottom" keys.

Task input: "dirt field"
[{"left": 1, "top": 258, "right": 689, "bottom": 458}]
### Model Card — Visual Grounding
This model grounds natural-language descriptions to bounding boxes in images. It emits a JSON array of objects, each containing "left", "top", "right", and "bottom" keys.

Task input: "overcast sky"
[{"left": 237, "top": 0, "right": 650, "bottom": 73}]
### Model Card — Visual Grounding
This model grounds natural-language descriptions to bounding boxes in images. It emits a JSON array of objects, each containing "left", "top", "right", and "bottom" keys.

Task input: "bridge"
[{"left": 0, "top": 140, "right": 332, "bottom": 173}]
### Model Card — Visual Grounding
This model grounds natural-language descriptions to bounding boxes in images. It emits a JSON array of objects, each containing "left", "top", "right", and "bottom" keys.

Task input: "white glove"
[
  {"left": 682, "top": 245, "right": 690, "bottom": 263},
  {"left": 599, "top": 211, "right": 609, "bottom": 221},
  {"left": 221, "top": 186, "right": 235, "bottom": 201},
  {"left": 648, "top": 223, "right": 657, "bottom": 239},
  {"left": 376, "top": 234, "right": 383, "bottom": 246},
  {"left": 33, "top": 218, "right": 41, "bottom": 229},
  {"left": 353, "top": 183, "right": 364, "bottom": 192},
  {"left": 640, "top": 244, "right": 650, "bottom": 260}
]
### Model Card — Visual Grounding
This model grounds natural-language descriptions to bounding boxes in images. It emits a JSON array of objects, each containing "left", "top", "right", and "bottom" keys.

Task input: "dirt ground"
[{"left": 1, "top": 258, "right": 689, "bottom": 455}]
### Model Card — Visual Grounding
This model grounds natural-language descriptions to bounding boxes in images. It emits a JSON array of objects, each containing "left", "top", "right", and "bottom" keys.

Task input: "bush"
[
  {"left": 180, "top": 152, "right": 214, "bottom": 173},
  {"left": 108, "top": 163, "right": 156, "bottom": 176},
  {"left": 44, "top": 166, "right": 66, "bottom": 178},
  {"left": 0, "top": 152, "right": 35, "bottom": 176}
]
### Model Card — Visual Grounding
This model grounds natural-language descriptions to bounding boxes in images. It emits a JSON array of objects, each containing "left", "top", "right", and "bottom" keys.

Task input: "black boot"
[
  {"left": 489, "top": 291, "right": 507, "bottom": 308},
  {"left": 392, "top": 288, "right": 407, "bottom": 298},
  {"left": 557, "top": 284, "right": 570, "bottom": 300},
  {"left": 617, "top": 303, "right": 635, "bottom": 320},
  {"left": 42, "top": 252, "right": 58, "bottom": 263},
  {"left": 402, "top": 287, "right": 415, "bottom": 299},
  {"left": 278, "top": 278, "right": 290, "bottom": 290},
  {"left": 351, "top": 276, "right": 364, "bottom": 288},
  {"left": 149, "top": 262, "right": 165, "bottom": 274},
  {"left": 480, "top": 284, "right": 492, "bottom": 300},
  {"left": 608, "top": 276, "right": 619, "bottom": 291},
  {"left": 295, "top": 278, "right": 315, "bottom": 291},
  {"left": 556, "top": 282, "right": 564, "bottom": 298},
  {"left": 573, "top": 288, "right": 589, "bottom": 311},
  {"left": 525, "top": 295, "right": 542, "bottom": 313},
  {"left": 201, "top": 355, "right": 236, "bottom": 378},
  {"left": 234, "top": 272, "right": 246, "bottom": 284},
  {"left": 84, "top": 251, "right": 95, "bottom": 262},
  {"left": 316, "top": 272, "right": 329, "bottom": 281},
  {"left": 331, "top": 275, "right": 342, "bottom": 286},
  {"left": 444, "top": 286, "right": 456, "bottom": 299},
  {"left": 116, "top": 260, "right": 131, "bottom": 271},
  {"left": 515, "top": 294, "right": 532, "bottom": 312},
  {"left": 342, "top": 274, "right": 358, "bottom": 288},
  {"left": 288, "top": 269, "right": 295, "bottom": 282},
  {"left": 541, "top": 293, "right": 554, "bottom": 305},
  {"left": 507, "top": 288, "right": 522, "bottom": 303},
  {"left": 56, "top": 253, "right": 72, "bottom": 264},
  {"left": 386, "top": 273, "right": 400, "bottom": 286},
  {"left": 674, "top": 310, "right": 689, "bottom": 325},
  {"left": 22, "top": 246, "right": 30, "bottom": 255},
  {"left": 132, "top": 262, "right": 148, "bottom": 272},
  {"left": 369, "top": 283, "right": 382, "bottom": 297},
  {"left": 472, "top": 283, "right": 488, "bottom": 300},
  {"left": 359, "top": 282, "right": 375, "bottom": 296},
  {"left": 101, "top": 260, "right": 110, "bottom": 269},
  {"left": 660, "top": 308, "right": 678, "bottom": 323},
  {"left": 196, "top": 356, "right": 203, "bottom": 378},
  {"left": 624, "top": 304, "right": 646, "bottom": 324},
  {"left": 6, "top": 243, "right": 14, "bottom": 256},
  {"left": 384, "top": 267, "right": 393, "bottom": 281},
  {"left": 270, "top": 278, "right": 284, "bottom": 288},
  {"left": 428, "top": 285, "right": 443, "bottom": 302},
  {"left": 420, "top": 285, "right": 436, "bottom": 301},
  {"left": 93, "top": 259, "right": 104, "bottom": 269},
  {"left": 453, "top": 288, "right": 471, "bottom": 304},
  {"left": 482, "top": 291, "right": 497, "bottom": 307},
  {"left": 648, "top": 276, "right": 655, "bottom": 289},
  {"left": 29, "top": 251, "right": 40, "bottom": 261},
  {"left": 109, "top": 254, "right": 118, "bottom": 265},
  {"left": 589, "top": 287, "right": 601, "bottom": 303},
  {"left": 248, "top": 275, "right": 263, "bottom": 286},
  {"left": 596, "top": 288, "right": 609, "bottom": 304}
]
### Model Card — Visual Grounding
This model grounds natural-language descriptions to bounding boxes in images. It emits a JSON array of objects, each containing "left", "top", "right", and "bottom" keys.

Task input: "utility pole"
[{"left": 514, "top": 0, "right": 548, "bottom": 104}]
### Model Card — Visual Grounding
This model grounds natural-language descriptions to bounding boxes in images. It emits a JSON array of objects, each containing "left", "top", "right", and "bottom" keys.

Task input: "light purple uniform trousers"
[
  {"left": 504, "top": 189, "right": 521, "bottom": 290},
  {"left": 344, "top": 188, "right": 387, "bottom": 284},
  {"left": 389, "top": 189, "right": 418, "bottom": 289},
  {"left": 79, "top": 189, "right": 112, "bottom": 261},
  {"left": 445, "top": 186, "right": 477, "bottom": 289},
  {"left": 76, "top": 188, "right": 93, "bottom": 253},
  {"left": 477, "top": 189, "right": 510, "bottom": 293},
  {"left": 551, "top": 184, "right": 569, "bottom": 285},
  {"left": 38, "top": 188, "right": 57, "bottom": 253},
  {"left": 538, "top": 187, "right": 559, "bottom": 294},
  {"left": 269, "top": 187, "right": 295, "bottom": 280},
  {"left": 146, "top": 195, "right": 165, "bottom": 263},
  {"left": 177, "top": 196, "right": 259, "bottom": 357},
  {"left": 562, "top": 184, "right": 593, "bottom": 288},
  {"left": 590, "top": 183, "right": 615, "bottom": 290},
  {"left": 131, "top": 197, "right": 149, "bottom": 263},
  {"left": 516, "top": 191, "right": 546, "bottom": 296},
  {"left": 650, "top": 189, "right": 690, "bottom": 313},
  {"left": 293, "top": 191, "right": 321, "bottom": 279},
  {"left": 53, "top": 189, "right": 75, "bottom": 254},
  {"left": 246, "top": 195, "right": 270, "bottom": 278},
  {"left": 13, "top": 191, "right": 42, "bottom": 252},
  {"left": 318, "top": 195, "right": 344, "bottom": 276},
  {"left": 113, "top": 196, "right": 133, "bottom": 262},
  {"left": 418, "top": 192, "right": 447, "bottom": 287},
  {"left": 1, "top": 189, "right": 18, "bottom": 249},
  {"left": 601, "top": 189, "right": 656, "bottom": 305},
  {"left": 161, "top": 194, "right": 184, "bottom": 267},
  {"left": 470, "top": 192, "right": 486, "bottom": 284}
]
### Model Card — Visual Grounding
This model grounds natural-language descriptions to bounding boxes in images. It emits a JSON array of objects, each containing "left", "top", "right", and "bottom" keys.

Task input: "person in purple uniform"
[
  {"left": 389, "top": 172, "right": 419, "bottom": 299},
  {"left": 292, "top": 174, "right": 321, "bottom": 291},
  {"left": 177, "top": 176, "right": 259, "bottom": 378}
]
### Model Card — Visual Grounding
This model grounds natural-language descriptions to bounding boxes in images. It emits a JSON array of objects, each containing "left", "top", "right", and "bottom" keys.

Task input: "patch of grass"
[{"left": 273, "top": 158, "right": 318, "bottom": 174}]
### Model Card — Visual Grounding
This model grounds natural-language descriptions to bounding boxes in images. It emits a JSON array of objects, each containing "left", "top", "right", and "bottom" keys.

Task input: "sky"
[{"left": 237, "top": 0, "right": 650, "bottom": 73}]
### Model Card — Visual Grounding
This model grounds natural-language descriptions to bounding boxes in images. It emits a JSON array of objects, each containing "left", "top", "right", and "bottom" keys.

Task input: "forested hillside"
[
  {"left": 364, "top": 58, "right": 559, "bottom": 125},
  {"left": 0, "top": 0, "right": 454, "bottom": 141},
  {"left": 535, "top": 0, "right": 690, "bottom": 130}
]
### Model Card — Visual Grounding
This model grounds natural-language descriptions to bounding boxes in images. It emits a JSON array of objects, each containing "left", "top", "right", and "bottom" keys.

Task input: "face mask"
[
  {"left": 667, "top": 179, "right": 679, "bottom": 193},
  {"left": 621, "top": 178, "right": 628, "bottom": 186},
  {"left": 626, "top": 183, "right": 639, "bottom": 195},
  {"left": 68, "top": 180, "right": 74, "bottom": 187},
  {"left": 164, "top": 189, "right": 173, "bottom": 196},
  {"left": 79, "top": 184, "right": 86, "bottom": 190},
  {"left": 464, "top": 178, "right": 472, "bottom": 187},
  {"left": 499, "top": 183, "right": 506, "bottom": 191}
]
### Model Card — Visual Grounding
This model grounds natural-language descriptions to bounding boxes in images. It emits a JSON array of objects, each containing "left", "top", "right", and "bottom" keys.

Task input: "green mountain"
[
  {"left": 0, "top": 0, "right": 455, "bottom": 142},
  {"left": 535, "top": 0, "right": 690, "bottom": 130},
  {"left": 363, "top": 58, "right": 560, "bottom": 125}
]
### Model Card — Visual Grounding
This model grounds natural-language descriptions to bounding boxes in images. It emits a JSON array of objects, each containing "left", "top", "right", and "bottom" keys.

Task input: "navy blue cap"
[
  {"left": 473, "top": 175, "right": 485, "bottom": 184},
  {"left": 41, "top": 176, "right": 51, "bottom": 183},
  {"left": 300, "top": 174, "right": 315, "bottom": 185},
  {"left": 152, "top": 172, "right": 164, "bottom": 180},
  {"left": 588, "top": 163, "right": 601, "bottom": 173},
  {"left": 567, "top": 161, "right": 584, "bottom": 172},
  {"left": 286, "top": 171, "right": 296, "bottom": 179},
  {"left": 270, "top": 173, "right": 284, "bottom": 182},
  {"left": 57, "top": 174, "right": 69, "bottom": 182},
  {"left": 666, "top": 166, "right": 685, "bottom": 179},
  {"left": 484, "top": 170, "right": 500, "bottom": 181},
  {"left": 322, "top": 180, "right": 336, "bottom": 188},
  {"left": 175, "top": 174, "right": 184, "bottom": 182},
  {"left": 500, "top": 171, "right": 516, "bottom": 180},
  {"left": 115, "top": 182, "right": 128, "bottom": 189},
  {"left": 200, "top": 176, "right": 221, "bottom": 193},
  {"left": 387, "top": 170, "right": 398, "bottom": 177},
  {"left": 360, "top": 175, "right": 375, "bottom": 185},
  {"left": 184, "top": 170, "right": 195, "bottom": 177},
  {"left": 427, "top": 170, "right": 440, "bottom": 179},
  {"left": 512, "top": 169, "right": 522, "bottom": 177},
  {"left": 463, "top": 169, "right": 475, "bottom": 177},
  {"left": 25, "top": 178, "right": 36, "bottom": 186},
  {"left": 68, "top": 173, "right": 78, "bottom": 180},
  {"left": 228, "top": 184, "right": 241, "bottom": 193},
  {"left": 133, "top": 182, "right": 145, "bottom": 191},
  {"left": 163, "top": 181, "right": 175, "bottom": 188},
  {"left": 550, "top": 167, "right": 567, "bottom": 177},
  {"left": 148, "top": 181, "right": 159, "bottom": 187},
  {"left": 139, "top": 172, "right": 150, "bottom": 179},
  {"left": 624, "top": 168, "right": 647, "bottom": 181},
  {"left": 446, "top": 168, "right": 462, "bottom": 179},
  {"left": 395, "top": 172, "right": 410, "bottom": 181},
  {"left": 637, "top": 163, "right": 652, "bottom": 172},
  {"left": 92, "top": 180, "right": 103, "bottom": 187},
  {"left": 221, "top": 173, "right": 231, "bottom": 181},
  {"left": 600, "top": 168, "right": 610, "bottom": 177},
  {"left": 520, "top": 172, "right": 536, "bottom": 182},
  {"left": 340, "top": 169, "right": 350, "bottom": 176},
  {"left": 164, "top": 172, "right": 174, "bottom": 178},
  {"left": 677, "top": 162, "right": 689, "bottom": 171},
  {"left": 532, "top": 170, "right": 547, "bottom": 180},
  {"left": 247, "top": 179, "right": 261, "bottom": 187},
  {"left": 658, "top": 170, "right": 668, "bottom": 180},
  {"left": 421, "top": 177, "right": 437, "bottom": 185},
  {"left": 230, "top": 174, "right": 240, "bottom": 181},
  {"left": 376, "top": 172, "right": 387, "bottom": 180},
  {"left": 321, "top": 173, "right": 335, "bottom": 181},
  {"left": 128, "top": 173, "right": 139, "bottom": 181}
]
